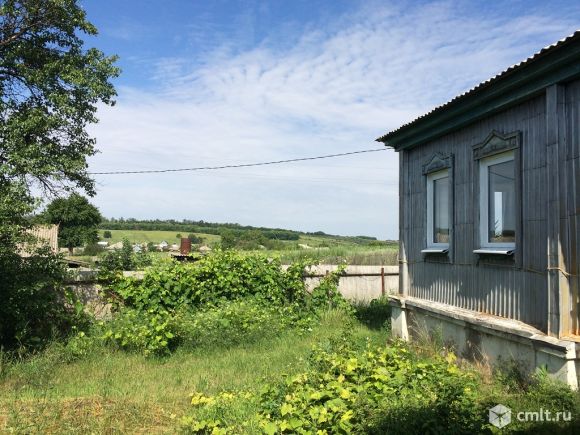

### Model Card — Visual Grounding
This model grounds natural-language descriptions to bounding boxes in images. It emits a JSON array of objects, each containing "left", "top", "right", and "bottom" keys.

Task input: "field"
[
  {"left": 97, "top": 229, "right": 399, "bottom": 265},
  {"left": 0, "top": 311, "right": 382, "bottom": 433}
]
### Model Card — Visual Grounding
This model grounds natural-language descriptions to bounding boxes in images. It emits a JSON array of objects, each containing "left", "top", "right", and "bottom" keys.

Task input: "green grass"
[
  {"left": 273, "top": 245, "right": 398, "bottom": 265},
  {"left": 0, "top": 311, "right": 384, "bottom": 433}
]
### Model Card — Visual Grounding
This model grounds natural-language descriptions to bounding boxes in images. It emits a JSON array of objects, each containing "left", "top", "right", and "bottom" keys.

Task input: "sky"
[{"left": 79, "top": 0, "right": 580, "bottom": 239}]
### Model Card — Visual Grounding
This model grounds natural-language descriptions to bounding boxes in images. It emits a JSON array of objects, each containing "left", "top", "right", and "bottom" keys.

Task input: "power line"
[{"left": 89, "top": 148, "right": 388, "bottom": 175}]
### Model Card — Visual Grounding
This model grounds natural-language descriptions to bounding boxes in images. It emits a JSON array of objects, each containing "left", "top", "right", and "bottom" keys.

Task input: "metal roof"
[{"left": 377, "top": 30, "right": 580, "bottom": 145}]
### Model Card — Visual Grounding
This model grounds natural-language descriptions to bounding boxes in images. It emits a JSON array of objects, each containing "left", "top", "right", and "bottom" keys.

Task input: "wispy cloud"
[{"left": 89, "top": 1, "right": 578, "bottom": 238}]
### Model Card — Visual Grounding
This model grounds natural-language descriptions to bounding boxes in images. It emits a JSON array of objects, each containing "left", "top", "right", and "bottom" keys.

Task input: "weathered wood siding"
[
  {"left": 400, "top": 80, "right": 579, "bottom": 335},
  {"left": 564, "top": 80, "right": 580, "bottom": 336}
]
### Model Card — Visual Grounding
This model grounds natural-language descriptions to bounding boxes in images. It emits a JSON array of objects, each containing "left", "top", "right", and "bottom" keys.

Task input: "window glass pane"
[
  {"left": 433, "top": 176, "right": 449, "bottom": 243},
  {"left": 488, "top": 159, "right": 515, "bottom": 243}
]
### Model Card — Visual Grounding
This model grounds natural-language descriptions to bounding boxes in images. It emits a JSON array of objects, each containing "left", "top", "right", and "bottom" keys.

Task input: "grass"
[
  {"left": 0, "top": 310, "right": 386, "bottom": 433},
  {"left": 273, "top": 245, "right": 398, "bottom": 265}
]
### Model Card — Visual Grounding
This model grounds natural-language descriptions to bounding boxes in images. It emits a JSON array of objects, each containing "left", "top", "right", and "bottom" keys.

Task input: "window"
[
  {"left": 426, "top": 170, "right": 450, "bottom": 249},
  {"left": 479, "top": 151, "right": 515, "bottom": 249}
]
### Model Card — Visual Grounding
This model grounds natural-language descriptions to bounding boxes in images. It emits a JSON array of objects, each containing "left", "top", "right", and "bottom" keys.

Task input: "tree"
[
  {"left": 220, "top": 229, "right": 237, "bottom": 250},
  {"left": 42, "top": 193, "right": 101, "bottom": 255},
  {"left": 0, "top": 0, "right": 119, "bottom": 198},
  {"left": 188, "top": 233, "right": 203, "bottom": 244},
  {"left": 176, "top": 233, "right": 182, "bottom": 239},
  {"left": 103, "top": 230, "right": 112, "bottom": 239},
  {"left": 0, "top": 0, "right": 118, "bottom": 350}
]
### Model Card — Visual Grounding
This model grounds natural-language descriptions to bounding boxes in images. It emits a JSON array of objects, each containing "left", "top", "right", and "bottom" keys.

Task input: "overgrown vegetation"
[{"left": 94, "top": 251, "right": 346, "bottom": 356}]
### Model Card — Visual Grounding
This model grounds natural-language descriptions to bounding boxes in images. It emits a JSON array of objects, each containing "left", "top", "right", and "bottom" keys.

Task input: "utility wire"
[{"left": 89, "top": 148, "right": 388, "bottom": 175}]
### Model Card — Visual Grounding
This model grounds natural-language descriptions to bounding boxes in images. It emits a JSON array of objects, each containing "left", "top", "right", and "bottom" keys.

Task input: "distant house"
[
  {"left": 158, "top": 241, "right": 169, "bottom": 251},
  {"left": 106, "top": 241, "right": 124, "bottom": 250},
  {"left": 199, "top": 245, "right": 212, "bottom": 254},
  {"left": 132, "top": 244, "right": 142, "bottom": 253},
  {"left": 377, "top": 32, "right": 580, "bottom": 387},
  {"left": 97, "top": 241, "right": 109, "bottom": 247},
  {"left": 19, "top": 224, "right": 59, "bottom": 256}
]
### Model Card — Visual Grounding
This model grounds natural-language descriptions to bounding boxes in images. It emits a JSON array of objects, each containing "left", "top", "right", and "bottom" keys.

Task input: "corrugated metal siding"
[{"left": 401, "top": 93, "right": 551, "bottom": 332}]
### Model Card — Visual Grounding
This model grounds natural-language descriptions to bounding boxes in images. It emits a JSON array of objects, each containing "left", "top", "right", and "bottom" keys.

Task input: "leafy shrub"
[
  {"left": 0, "top": 248, "right": 89, "bottom": 352},
  {"left": 96, "top": 251, "right": 349, "bottom": 356},
  {"left": 181, "top": 338, "right": 484, "bottom": 434},
  {"left": 103, "top": 230, "right": 112, "bottom": 239},
  {"left": 108, "top": 251, "right": 311, "bottom": 313},
  {"left": 309, "top": 265, "right": 352, "bottom": 313},
  {"left": 83, "top": 242, "right": 104, "bottom": 256},
  {"left": 353, "top": 297, "right": 391, "bottom": 331},
  {"left": 259, "top": 341, "right": 482, "bottom": 434},
  {"left": 188, "top": 233, "right": 204, "bottom": 244},
  {"left": 101, "top": 309, "right": 177, "bottom": 356}
]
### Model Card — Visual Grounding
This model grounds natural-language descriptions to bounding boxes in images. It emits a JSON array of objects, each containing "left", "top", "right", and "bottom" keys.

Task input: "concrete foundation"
[{"left": 390, "top": 295, "right": 580, "bottom": 389}]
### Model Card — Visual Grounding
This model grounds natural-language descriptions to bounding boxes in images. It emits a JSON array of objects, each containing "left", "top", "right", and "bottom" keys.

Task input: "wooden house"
[{"left": 377, "top": 31, "right": 580, "bottom": 387}]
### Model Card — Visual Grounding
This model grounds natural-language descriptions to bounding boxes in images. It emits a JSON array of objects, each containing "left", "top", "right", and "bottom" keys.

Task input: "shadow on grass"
[{"left": 352, "top": 297, "right": 391, "bottom": 331}]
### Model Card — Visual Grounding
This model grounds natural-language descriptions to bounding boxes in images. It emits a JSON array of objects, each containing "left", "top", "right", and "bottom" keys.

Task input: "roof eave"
[{"left": 377, "top": 32, "right": 580, "bottom": 151}]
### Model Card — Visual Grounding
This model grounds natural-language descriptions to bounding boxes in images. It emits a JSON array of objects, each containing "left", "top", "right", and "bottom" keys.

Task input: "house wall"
[
  {"left": 399, "top": 78, "right": 580, "bottom": 336},
  {"left": 563, "top": 80, "right": 580, "bottom": 336}
]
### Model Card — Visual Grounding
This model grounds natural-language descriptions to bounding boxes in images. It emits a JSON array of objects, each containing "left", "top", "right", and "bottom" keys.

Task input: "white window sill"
[
  {"left": 421, "top": 248, "right": 449, "bottom": 254},
  {"left": 473, "top": 248, "right": 514, "bottom": 255}
]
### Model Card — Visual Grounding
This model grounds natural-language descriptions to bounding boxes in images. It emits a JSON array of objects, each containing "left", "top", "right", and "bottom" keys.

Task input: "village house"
[
  {"left": 377, "top": 31, "right": 580, "bottom": 387},
  {"left": 19, "top": 224, "right": 59, "bottom": 256}
]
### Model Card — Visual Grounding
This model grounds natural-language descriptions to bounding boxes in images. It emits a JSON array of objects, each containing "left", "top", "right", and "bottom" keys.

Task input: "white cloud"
[{"left": 88, "top": 1, "right": 578, "bottom": 238}]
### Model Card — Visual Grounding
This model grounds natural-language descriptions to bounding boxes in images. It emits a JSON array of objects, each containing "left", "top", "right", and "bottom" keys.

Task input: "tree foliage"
[
  {"left": 0, "top": 0, "right": 118, "bottom": 351},
  {"left": 42, "top": 193, "right": 102, "bottom": 253},
  {"left": 0, "top": 0, "right": 119, "bottom": 197}
]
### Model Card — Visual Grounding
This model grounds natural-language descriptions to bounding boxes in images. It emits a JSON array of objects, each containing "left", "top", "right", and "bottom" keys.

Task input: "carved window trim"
[
  {"left": 473, "top": 130, "right": 520, "bottom": 160},
  {"left": 422, "top": 152, "right": 452, "bottom": 175}
]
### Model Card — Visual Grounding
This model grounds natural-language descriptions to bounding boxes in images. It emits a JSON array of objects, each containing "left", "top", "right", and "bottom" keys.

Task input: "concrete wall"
[
  {"left": 301, "top": 265, "right": 399, "bottom": 302},
  {"left": 66, "top": 266, "right": 399, "bottom": 317},
  {"left": 391, "top": 296, "right": 580, "bottom": 389}
]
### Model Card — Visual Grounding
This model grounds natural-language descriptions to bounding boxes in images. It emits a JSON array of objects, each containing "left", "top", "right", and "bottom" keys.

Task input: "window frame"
[
  {"left": 478, "top": 150, "right": 516, "bottom": 250},
  {"left": 426, "top": 169, "right": 450, "bottom": 250}
]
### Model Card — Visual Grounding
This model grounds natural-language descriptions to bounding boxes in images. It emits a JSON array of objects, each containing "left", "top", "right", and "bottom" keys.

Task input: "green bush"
[
  {"left": 101, "top": 309, "right": 177, "bottom": 356},
  {"left": 181, "top": 338, "right": 484, "bottom": 434},
  {"left": 0, "top": 248, "right": 89, "bottom": 352},
  {"left": 108, "top": 251, "right": 310, "bottom": 313},
  {"left": 83, "top": 242, "right": 104, "bottom": 256},
  {"left": 96, "top": 252, "right": 348, "bottom": 356},
  {"left": 353, "top": 297, "right": 391, "bottom": 331}
]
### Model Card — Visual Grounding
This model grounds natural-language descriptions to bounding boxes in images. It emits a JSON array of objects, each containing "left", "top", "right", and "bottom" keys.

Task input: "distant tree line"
[
  {"left": 100, "top": 218, "right": 302, "bottom": 241},
  {"left": 99, "top": 218, "right": 388, "bottom": 246}
]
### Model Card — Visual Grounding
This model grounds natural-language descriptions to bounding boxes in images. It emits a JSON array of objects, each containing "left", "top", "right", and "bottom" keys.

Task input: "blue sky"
[{"left": 79, "top": 0, "right": 580, "bottom": 238}]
